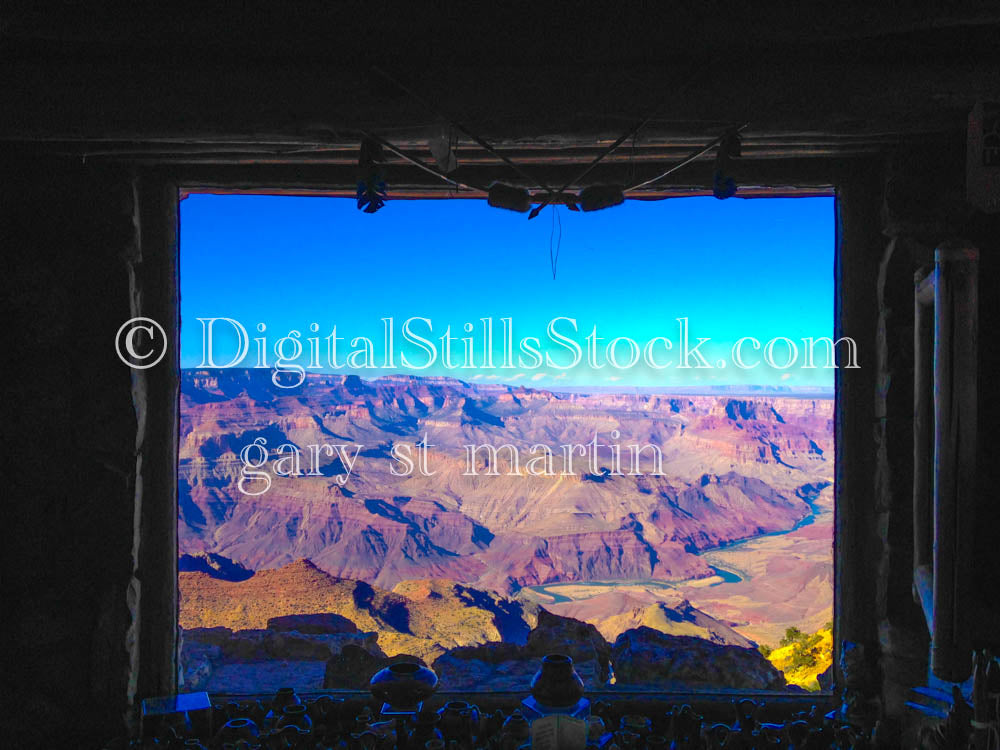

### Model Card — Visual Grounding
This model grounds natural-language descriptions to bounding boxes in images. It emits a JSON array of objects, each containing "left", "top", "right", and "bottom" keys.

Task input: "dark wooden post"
[
  {"left": 931, "top": 243, "right": 978, "bottom": 683},
  {"left": 834, "top": 166, "right": 883, "bottom": 694},
  {"left": 912, "top": 267, "right": 935, "bottom": 622},
  {"left": 133, "top": 171, "right": 181, "bottom": 704}
]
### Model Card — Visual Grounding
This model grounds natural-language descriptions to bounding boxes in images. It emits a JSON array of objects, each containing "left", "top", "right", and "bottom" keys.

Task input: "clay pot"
[
  {"left": 265, "top": 686, "right": 302, "bottom": 726},
  {"left": 500, "top": 710, "right": 530, "bottom": 750},
  {"left": 276, "top": 703, "right": 312, "bottom": 731},
  {"left": 271, "top": 687, "right": 301, "bottom": 712},
  {"left": 369, "top": 661, "right": 439, "bottom": 711},
  {"left": 213, "top": 718, "right": 259, "bottom": 745},
  {"left": 306, "top": 695, "right": 341, "bottom": 728},
  {"left": 408, "top": 709, "right": 443, "bottom": 746},
  {"left": 348, "top": 729, "right": 378, "bottom": 750},
  {"left": 530, "top": 653, "right": 586, "bottom": 708},
  {"left": 615, "top": 730, "right": 640, "bottom": 750},
  {"left": 620, "top": 714, "right": 651, "bottom": 737},
  {"left": 437, "top": 700, "right": 480, "bottom": 746}
]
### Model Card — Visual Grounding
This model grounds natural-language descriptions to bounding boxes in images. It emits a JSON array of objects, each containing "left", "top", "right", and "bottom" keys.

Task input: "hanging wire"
[
  {"left": 625, "top": 131, "right": 639, "bottom": 188},
  {"left": 371, "top": 66, "right": 555, "bottom": 193},
  {"left": 356, "top": 128, "right": 489, "bottom": 194},
  {"left": 624, "top": 123, "right": 749, "bottom": 193},
  {"left": 549, "top": 204, "right": 563, "bottom": 280},
  {"left": 526, "top": 68, "right": 703, "bottom": 220}
]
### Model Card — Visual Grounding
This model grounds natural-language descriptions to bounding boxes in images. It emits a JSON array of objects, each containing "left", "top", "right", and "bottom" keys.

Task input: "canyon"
[{"left": 178, "top": 368, "right": 833, "bottom": 690}]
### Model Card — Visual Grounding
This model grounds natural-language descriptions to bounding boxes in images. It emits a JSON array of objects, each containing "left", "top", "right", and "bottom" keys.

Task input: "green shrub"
[
  {"left": 774, "top": 626, "right": 826, "bottom": 671},
  {"left": 779, "top": 626, "right": 804, "bottom": 647},
  {"left": 786, "top": 632, "right": 824, "bottom": 671}
]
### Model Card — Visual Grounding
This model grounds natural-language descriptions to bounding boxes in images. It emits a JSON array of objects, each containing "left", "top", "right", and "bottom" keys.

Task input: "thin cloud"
[
  {"left": 606, "top": 375, "right": 623, "bottom": 382},
  {"left": 530, "top": 373, "right": 547, "bottom": 381},
  {"left": 509, "top": 373, "right": 526, "bottom": 381},
  {"left": 780, "top": 373, "right": 792, "bottom": 381}
]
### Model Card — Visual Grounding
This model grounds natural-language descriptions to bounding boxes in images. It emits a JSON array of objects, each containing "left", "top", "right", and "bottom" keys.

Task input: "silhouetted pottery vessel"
[
  {"left": 615, "top": 730, "right": 641, "bottom": 750},
  {"left": 437, "top": 700, "right": 480, "bottom": 746},
  {"left": 621, "top": 714, "right": 651, "bottom": 738},
  {"left": 265, "top": 686, "right": 301, "bottom": 726},
  {"left": 408, "top": 709, "right": 443, "bottom": 746},
  {"left": 214, "top": 718, "right": 259, "bottom": 745},
  {"left": 276, "top": 703, "right": 313, "bottom": 730},
  {"left": 272, "top": 687, "right": 301, "bottom": 711},
  {"left": 369, "top": 661, "right": 439, "bottom": 711},
  {"left": 530, "top": 653, "right": 586, "bottom": 708},
  {"left": 501, "top": 710, "right": 530, "bottom": 750},
  {"left": 349, "top": 729, "right": 378, "bottom": 750},
  {"left": 306, "top": 695, "right": 340, "bottom": 727}
]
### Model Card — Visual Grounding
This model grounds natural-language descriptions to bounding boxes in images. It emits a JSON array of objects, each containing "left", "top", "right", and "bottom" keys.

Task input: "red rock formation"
[{"left": 179, "top": 371, "right": 832, "bottom": 593}]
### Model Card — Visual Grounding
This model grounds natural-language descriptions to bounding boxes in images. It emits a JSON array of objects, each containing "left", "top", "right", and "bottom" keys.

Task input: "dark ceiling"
[
  {"left": 4, "top": 3, "right": 1000, "bottom": 65},
  {"left": 2, "top": 3, "right": 997, "bottom": 193}
]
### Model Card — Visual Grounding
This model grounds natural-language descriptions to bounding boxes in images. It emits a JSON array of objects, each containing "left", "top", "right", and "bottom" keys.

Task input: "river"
[{"left": 525, "top": 492, "right": 828, "bottom": 604}]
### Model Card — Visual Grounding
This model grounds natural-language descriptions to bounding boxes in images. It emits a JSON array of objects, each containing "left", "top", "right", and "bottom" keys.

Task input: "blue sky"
[{"left": 179, "top": 194, "right": 834, "bottom": 388}]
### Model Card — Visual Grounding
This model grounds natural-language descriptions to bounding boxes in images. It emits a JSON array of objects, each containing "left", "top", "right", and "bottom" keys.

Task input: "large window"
[{"left": 177, "top": 195, "right": 836, "bottom": 695}]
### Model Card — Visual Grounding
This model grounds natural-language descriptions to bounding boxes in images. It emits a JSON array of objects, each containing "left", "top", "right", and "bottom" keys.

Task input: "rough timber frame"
[{"left": 126, "top": 153, "right": 882, "bottom": 712}]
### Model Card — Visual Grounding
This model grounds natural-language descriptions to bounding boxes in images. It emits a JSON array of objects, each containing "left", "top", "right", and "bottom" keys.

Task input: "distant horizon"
[{"left": 181, "top": 366, "right": 835, "bottom": 398}]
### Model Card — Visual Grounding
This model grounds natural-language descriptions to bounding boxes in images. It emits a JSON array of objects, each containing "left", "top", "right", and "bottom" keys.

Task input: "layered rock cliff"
[{"left": 179, "top": 370, "right": 832, "bottom": 592}]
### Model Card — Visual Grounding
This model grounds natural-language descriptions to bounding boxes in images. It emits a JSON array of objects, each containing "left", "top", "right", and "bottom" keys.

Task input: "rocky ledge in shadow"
[
  {"left": 430, "top": 609, "right": 612, "bottom": 692},
  {"left": 182, "top": 607, "right": 792, "bottom": 694},
  {"left": 266, "top": 613, "right": 359, "bottom": 634},
  {"left": 181, "top": 618, "right": 376, "bottom": 692},
  {"left": 178, "top": 552, "right": 254, "bottom": 581},
  {"left": 611, "top": 626, "right": 790, "bottom": 691},
  {"left": 428, "top": 612, "right": 790, "bottom": 693}
]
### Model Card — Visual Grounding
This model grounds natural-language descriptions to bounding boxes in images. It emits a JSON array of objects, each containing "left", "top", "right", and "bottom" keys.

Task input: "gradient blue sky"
[{"left": 180, "top": 194, "right": 834, "bottom": 388}]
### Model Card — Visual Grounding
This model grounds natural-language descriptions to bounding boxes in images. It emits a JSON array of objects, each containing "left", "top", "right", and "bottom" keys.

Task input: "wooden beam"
[
  {"left": 1, "top": 58, "right": 994, "bottom": 144},
  {"left": 930, "top": 243, "right": 978, "bottom": 682}
]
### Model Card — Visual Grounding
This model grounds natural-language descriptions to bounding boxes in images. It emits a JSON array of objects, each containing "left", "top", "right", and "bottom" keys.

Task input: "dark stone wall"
[
  {"left": 875, "top": 143, "right": 1000, "bottom": 738},
  {"left": 2, "top": 151, "right": 141, "bottom": 748}
]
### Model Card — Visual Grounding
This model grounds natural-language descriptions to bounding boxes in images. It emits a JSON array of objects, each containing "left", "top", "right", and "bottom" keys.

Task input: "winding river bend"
[{"left": 526, "top": 493, "right": 828, "bottom": 605}]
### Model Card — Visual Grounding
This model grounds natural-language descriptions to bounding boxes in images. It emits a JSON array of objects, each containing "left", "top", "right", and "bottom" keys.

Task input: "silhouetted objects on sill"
[
  {"left": 213, "top": 716, "right": 259, "bottom": 745},
  {"left": 371, "top": 661, "right": 440, "bottom": 750},
  {"left": 264, "top": 686, "right": 301, "bottom": 726},
  {"left": 370, "top": 661, "right": 439, "bottom": 713},
  {"left": 501, "top": 709, "right": 531, "bottom": 750},
  {"left": 276, "top": 703, "right": 312, "bottom": 731},
  {"left": 438, "top": 700, "right": 481, "bottom": 747},
  {"left": 522, "top": 653, "right": 591, "bottom": 721},
  {"left": 140, "top": 691, "right": 212, "bottom": 740},
  {"left": 407, "top": 708, "right": 443, "bottom": 747}
]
